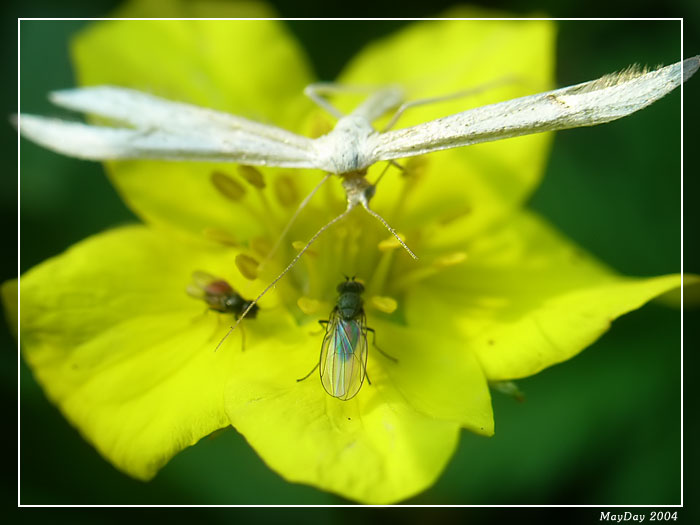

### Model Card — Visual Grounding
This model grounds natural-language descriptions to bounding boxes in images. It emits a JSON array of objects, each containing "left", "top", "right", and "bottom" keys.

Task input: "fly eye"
[{"left": 363, "top": 185, "right": 376, "bottom": 201}]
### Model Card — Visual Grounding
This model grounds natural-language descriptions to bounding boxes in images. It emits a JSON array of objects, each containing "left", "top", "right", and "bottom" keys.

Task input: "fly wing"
[
  {"left": 369, "top": 57, "right": 699, "bottom": 162},
  {"left": 191, "top": 270, "right": 219, "bottom": 288},
  {"left": 319, "top": 310, "right": 368, "bottom": 401},
  {"left": 18, "top": 86, "right": 320, "bottom": 168}
]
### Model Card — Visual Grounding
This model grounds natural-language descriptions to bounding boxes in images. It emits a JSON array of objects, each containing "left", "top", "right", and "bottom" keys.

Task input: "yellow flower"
[{"left": 10, "top": 8, "right": 693, "bottom": 504}]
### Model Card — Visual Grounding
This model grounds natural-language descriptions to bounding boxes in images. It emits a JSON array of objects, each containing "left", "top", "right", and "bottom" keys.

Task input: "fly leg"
[
  {"left": 296, "top": 319, "right": 329, "bottom": 382},
  {"left": 296, "top": 362, "right": 319, "bottom": 383},
  {"left": 366, "top": 326, "right": 398, "bottom": 363}
]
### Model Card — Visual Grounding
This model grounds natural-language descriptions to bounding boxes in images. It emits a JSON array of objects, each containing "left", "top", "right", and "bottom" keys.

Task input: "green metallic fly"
[{"left": 298, "top": 277, "right": 396, "bottom": 401}]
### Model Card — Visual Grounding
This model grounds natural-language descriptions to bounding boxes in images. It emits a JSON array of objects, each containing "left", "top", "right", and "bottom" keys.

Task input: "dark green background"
[{"left": 4, "top": 2, "right": 699, "bottom": 511}]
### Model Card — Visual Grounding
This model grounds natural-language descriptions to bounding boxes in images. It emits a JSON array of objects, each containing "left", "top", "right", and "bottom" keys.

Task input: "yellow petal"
[
  {"left": 16, "top": 225, "right": 273, "bottom": 479},
  {"left": 339, "top": 17, "right": 555, "bottom": 238},
  {"left": 70, "top": 17, "right": 316, "bottom": 239},
  {"left": 72, "top": 16, "right": 312, "bottom": 129},
  {"left": 224, "top": 321, "right": 462, "bottom": 504},
  {"left": 372, "top": 319, "right": 493, "bottom": 436},
  {"left": 404, "top": 211, "right": 689, "bottom": 380}
]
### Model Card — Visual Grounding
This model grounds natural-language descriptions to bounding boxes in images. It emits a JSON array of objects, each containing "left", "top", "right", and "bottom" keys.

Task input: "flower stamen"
[
  {"left": 297, "top": 296, "right": 321, "bottom": 315},
  {"left": 237, "top": 165, "right": 266, "bottom": 189},
  {"left": 390, "top": 156, "right": 429, "bottom": 221},
  {"left": 393, "top": 251, "right": 468, "bottom": 290},
  {"left": 250, "top": 237, "right": 273, "bottom": 258},
  {"left": 235, "top": 254, "right": 260, "bottom": 280},
  {"left": 291, "top": 240, "right": 317, "bottom": 256},
  {"left": 434, "top": 251, "right": 468, "bottom": 268},
  {"left": 210, "top": 170, "right": 273, "bottom": 234},
  {"left": 237, "top": 165, "right": 282, "bottom": 231},
  {"left": 221, "top": 204, "right": 355, "bottom": 343},
  {"left": 263, "top": 173, "right": 332, "bottom": 267},
  {"left": 378, "top": 232, "right": 408, "bottom": 252},
  {"left": 367, "top": 238, "right": 398, "bottom": 296},
  {"left": 369, "top": 295, "right": 398, "bottom": 314},
  {"left": 342, "top": 172, "right": 418, "bottom": 260},
  {"left": 273, "top": 174, "right": 300, "bottom": 208},
  {"left": 211, "top": 171, "right": 246, "bottom": 201},
  {"left": 202, "top": 227, "right": 238, "bottom": 246}
]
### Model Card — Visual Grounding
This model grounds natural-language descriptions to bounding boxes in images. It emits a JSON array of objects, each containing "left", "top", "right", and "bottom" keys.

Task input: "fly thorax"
[
  {"left": 337, "top": 292, "right": 363, "bottom": 320},
  {"left": 241, "top": 300, "right": 259, "bottom": 319},
  {"left": 223, "top": 295, "right": 245, "bottom": 312},
  {"left": 313, "top": 115, "right": 376, "bottom": 174}
]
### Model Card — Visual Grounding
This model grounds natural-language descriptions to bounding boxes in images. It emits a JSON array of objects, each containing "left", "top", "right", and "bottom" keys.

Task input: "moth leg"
[
  {"left": 304, "top": 82, "right": 397, "bottom": 120},
  {"left": 304, "top": 83, "right": 355, "bottom": 118},
  {"left": 366, "top": 326, "right": 398, "bottom": 363},
  {"left": 382, "top": 75, "right": 519, "bottom": 132}
]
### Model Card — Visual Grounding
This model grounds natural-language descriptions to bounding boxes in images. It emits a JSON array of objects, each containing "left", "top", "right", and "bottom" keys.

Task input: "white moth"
[
  {"left": 17, "top": 56, "right": 700, "bottom": 334},
  {"left": 19, "top": 57, "right": 699, "bottom": 172}
]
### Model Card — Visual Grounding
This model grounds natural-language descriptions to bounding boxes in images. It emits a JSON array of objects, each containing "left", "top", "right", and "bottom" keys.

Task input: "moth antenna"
[
  {"left": 263, "top": 173, "right": 332, "bottom": 265},
  {"left": 215, "top": 205, "right": 354, "bottom": 350},
  {"left": 360, "top": 201, "right": 418, "bottom": 260}
]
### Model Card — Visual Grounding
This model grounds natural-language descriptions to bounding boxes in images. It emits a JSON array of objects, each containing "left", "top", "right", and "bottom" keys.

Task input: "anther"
[
  {"left": 250, "top": 237, "right": 273, "bottom": 257},
  {"left": 235, "top": 254, "right": 260, "bottom": 280},
  {"left": 433, "top": 251, "right": 468, "bottom": 268},
  {"left": 238, "top": 165, "right": 266, "bottom": 189},
  {"left": 370, "top": 296, "right": 398, "bottom": 314},
  {"left": 342, "top": 172, "right": 417, "bottom": 260},
  {"left": 378, "top": 233, "right": 408, "bottom": 252},
  {"left": 202, "top": 227, "right": 238, "bottom": 246},
  {"left": 274, "top": 174, "right": 299, "bottom": 207},
  {"left": 292, "top": 240, "right": 317, "bottom": 256},
  {"left": 263, "top": 173, "right": 332, "bottom": 264},
  {"left": 211, "top": 171, "right": 246, "bottom": 200},
  {"left": 297, "top": 296, "right": 321, "bottom": 315}
]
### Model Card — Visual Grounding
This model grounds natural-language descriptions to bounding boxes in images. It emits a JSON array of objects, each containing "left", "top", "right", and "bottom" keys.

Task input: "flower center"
[{"left": 204, "top": 158, "right": 468, "bottom": 325}]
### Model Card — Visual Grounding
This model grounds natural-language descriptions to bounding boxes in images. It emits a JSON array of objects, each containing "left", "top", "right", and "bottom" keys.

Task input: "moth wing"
[
  {"left": 319, "top": 310, "right": 368, "bottom": 401},
  {"left": 49, "top": 86, "right": 313, "bottom": 148},
  {"left": 370, "top": 57, "right": 698, "bottom": 162},
  {"left": 18, "top": 86, "right": 322, "bottom": 168}
]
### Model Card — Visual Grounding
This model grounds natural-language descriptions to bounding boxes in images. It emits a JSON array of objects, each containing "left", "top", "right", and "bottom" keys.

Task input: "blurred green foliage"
[{"left": 6, "top": 2, "right": 698, "bottom": 508}]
